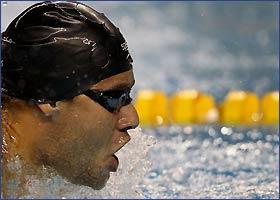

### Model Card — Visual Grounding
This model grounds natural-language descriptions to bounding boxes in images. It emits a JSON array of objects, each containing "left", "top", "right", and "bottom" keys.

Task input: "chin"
[
  {"left": 71, "top": 171, "right": 110, "bottom": 190},
  {"left": 89, "top": 181, "right": 107, "bottom": 190}
]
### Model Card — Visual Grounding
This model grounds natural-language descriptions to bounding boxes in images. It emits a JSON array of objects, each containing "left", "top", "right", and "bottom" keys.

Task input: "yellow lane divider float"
[
  {"left": 261, "top": 91, "right": 279, "bottom": 125},
  {"left": 134, "top": 90, "right": 169, "bottom": 126},
  {"left": 170, "top": 90, "right": 218, "bottom": 125},
  {"left": 220, "top": 91, "right": 260, "bottom": 125},
  {"left": 134, "top": 90, "right": 279, "bottom": 126}
]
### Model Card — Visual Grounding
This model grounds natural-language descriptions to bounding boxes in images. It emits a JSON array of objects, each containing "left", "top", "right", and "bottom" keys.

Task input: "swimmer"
[{"left": 1, "top": 1, "right": 139, "bottom": 198}]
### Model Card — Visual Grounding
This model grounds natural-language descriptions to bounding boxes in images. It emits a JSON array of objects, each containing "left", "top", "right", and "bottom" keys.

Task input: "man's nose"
[{"left": 116, "top": 103, "right": 139, "bottom": 131}]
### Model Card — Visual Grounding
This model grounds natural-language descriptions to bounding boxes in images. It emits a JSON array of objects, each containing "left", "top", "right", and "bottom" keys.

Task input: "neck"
[
  {"left": 2, "top": 154, "right": 49, "bottom": 198},
  {"left": 1, "top": 103, "right": 42, "bottom": 198}
]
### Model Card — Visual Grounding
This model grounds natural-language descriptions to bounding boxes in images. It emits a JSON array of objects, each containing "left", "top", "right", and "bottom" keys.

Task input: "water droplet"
[
  {"left": 148, "top": 171, "right": 158, "bottom": 179},
  {"left": 208, "top": 127, "right": 216, "bottom": 137},
  {"left": 66, "top": 75, "right": 70, "bottom": 79},
  {"left": 155, "top": 115, "right": 163, "bottom": 125},
  {"left": 221, "top": 127, "right": 232, "bottom": 135},
  {"left": 183, "top": 126, "right": 193, "bottom": 134},
  {"left": 213, "top": 137, "right": 223, "bottom": 146},
  {"left": 9, "top": 135, "right": 16, "bottom": 141},
  {"left": 37, "top": 99, "right": 45, "bottom": 103},
  {"left": 83, "top": 74, "right": 88, "bottom": 78},
  {"left": 72, "top": 70, "right": 75, "bottom": 74}
]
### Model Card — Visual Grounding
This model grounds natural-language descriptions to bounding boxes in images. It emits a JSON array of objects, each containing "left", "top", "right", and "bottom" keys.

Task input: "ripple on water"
[{"left": 139, "top": 125, "right": 279, "bottom": 199}]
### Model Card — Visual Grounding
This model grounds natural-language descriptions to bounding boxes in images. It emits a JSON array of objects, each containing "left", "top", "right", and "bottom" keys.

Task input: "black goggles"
[{"left": 83, "top": 89, "right": 132, "bottom": 113}]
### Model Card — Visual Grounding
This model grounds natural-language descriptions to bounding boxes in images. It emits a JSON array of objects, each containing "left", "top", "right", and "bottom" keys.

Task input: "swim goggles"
[{"left": 83, "top": 89, "right": 132, "bottom": 113}]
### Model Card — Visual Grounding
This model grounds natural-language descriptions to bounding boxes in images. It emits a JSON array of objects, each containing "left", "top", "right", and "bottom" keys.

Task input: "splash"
[
  {"left": 5, "top": 127, "right": 156, "bottom": 198},
  {"left": 139, "top": 126, "right": 279, "bottom": 198}
]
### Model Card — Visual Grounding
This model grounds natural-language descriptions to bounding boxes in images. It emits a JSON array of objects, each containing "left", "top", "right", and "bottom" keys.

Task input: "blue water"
[
  {"left": 140, "top": 126, "right": 279, "bottom": 198},
  {"left": 1, "top": 1, "right": 279, "bottom": 198}
]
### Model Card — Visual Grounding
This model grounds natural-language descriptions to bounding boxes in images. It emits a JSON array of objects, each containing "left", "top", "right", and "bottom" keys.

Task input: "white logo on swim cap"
[
  {"left": 82, "top": 38, "right": 97, "bottom": 52},
  {"left": 121, "top": 42, "right": 128, "bottom": 51},
  {"left": 2, "top": 36, "right": 15, "bottom": 44}
]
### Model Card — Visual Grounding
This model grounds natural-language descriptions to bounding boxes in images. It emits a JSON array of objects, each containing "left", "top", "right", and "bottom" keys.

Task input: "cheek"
[
  {"left": 37, "top": 100, "right": 117, "bottom": 176},
  {"left": 63, "top": 98, "right": 115, "bottom": 131},
  {"left": 36, "top": 126, "right": 108, "bottom": 183},
  {"left": 52, "top": 110, "right": 115, "bottom": 158},
  {"left": 60, "top": 106, "right": 116, "bottom": 143}
]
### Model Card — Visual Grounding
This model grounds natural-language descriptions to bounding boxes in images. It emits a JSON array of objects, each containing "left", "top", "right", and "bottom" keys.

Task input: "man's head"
[
  {"left": 2, "top": 1, "right": 139, "bottom": 190},
  {"left": 2, "top": 1, "right": 133, "bottom": 103}
]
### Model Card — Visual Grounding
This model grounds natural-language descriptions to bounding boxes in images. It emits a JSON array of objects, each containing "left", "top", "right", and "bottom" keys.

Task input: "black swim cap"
[{"left": 1, "top": 1, "right": 133, "bottom": 103}]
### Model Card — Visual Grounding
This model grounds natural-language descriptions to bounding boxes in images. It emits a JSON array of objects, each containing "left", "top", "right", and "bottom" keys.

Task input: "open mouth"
[
  {"left": 109, "top": 154, "right": 119, "bottom": 172},
  {"left": 109, "top": 132, "right": 131, "bottom": 172}
]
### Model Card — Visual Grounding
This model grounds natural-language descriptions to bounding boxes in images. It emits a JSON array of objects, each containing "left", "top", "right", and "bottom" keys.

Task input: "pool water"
[
  {"left": 140, "top": 126, "right": 279, "bottom": 199},
  {"left": 8, "top": 126, "right": 278, "bottom": 199}
]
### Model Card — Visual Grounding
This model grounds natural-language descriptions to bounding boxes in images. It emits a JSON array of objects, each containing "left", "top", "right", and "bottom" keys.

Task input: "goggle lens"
[{"left": 83, "top": 89, "right": 132, "bottom": 113}]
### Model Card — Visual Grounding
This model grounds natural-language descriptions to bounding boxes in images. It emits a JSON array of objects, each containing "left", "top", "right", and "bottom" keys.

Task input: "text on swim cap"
[
  {"left": 121, "top": 42, "right": 128, "bottom": 51},
  {"left": 82, "top": 38, "right": 97, "bottom": 52}
]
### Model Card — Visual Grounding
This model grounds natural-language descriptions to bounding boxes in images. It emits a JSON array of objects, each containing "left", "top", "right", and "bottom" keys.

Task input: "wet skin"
[{"left": 7, "top": 69, "right": 139, "bottom": 189}]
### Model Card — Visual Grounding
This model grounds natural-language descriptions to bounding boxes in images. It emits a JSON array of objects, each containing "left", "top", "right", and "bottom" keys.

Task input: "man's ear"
[{"left": 37, "top": 104, "right": 59, "bottom": 116}]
